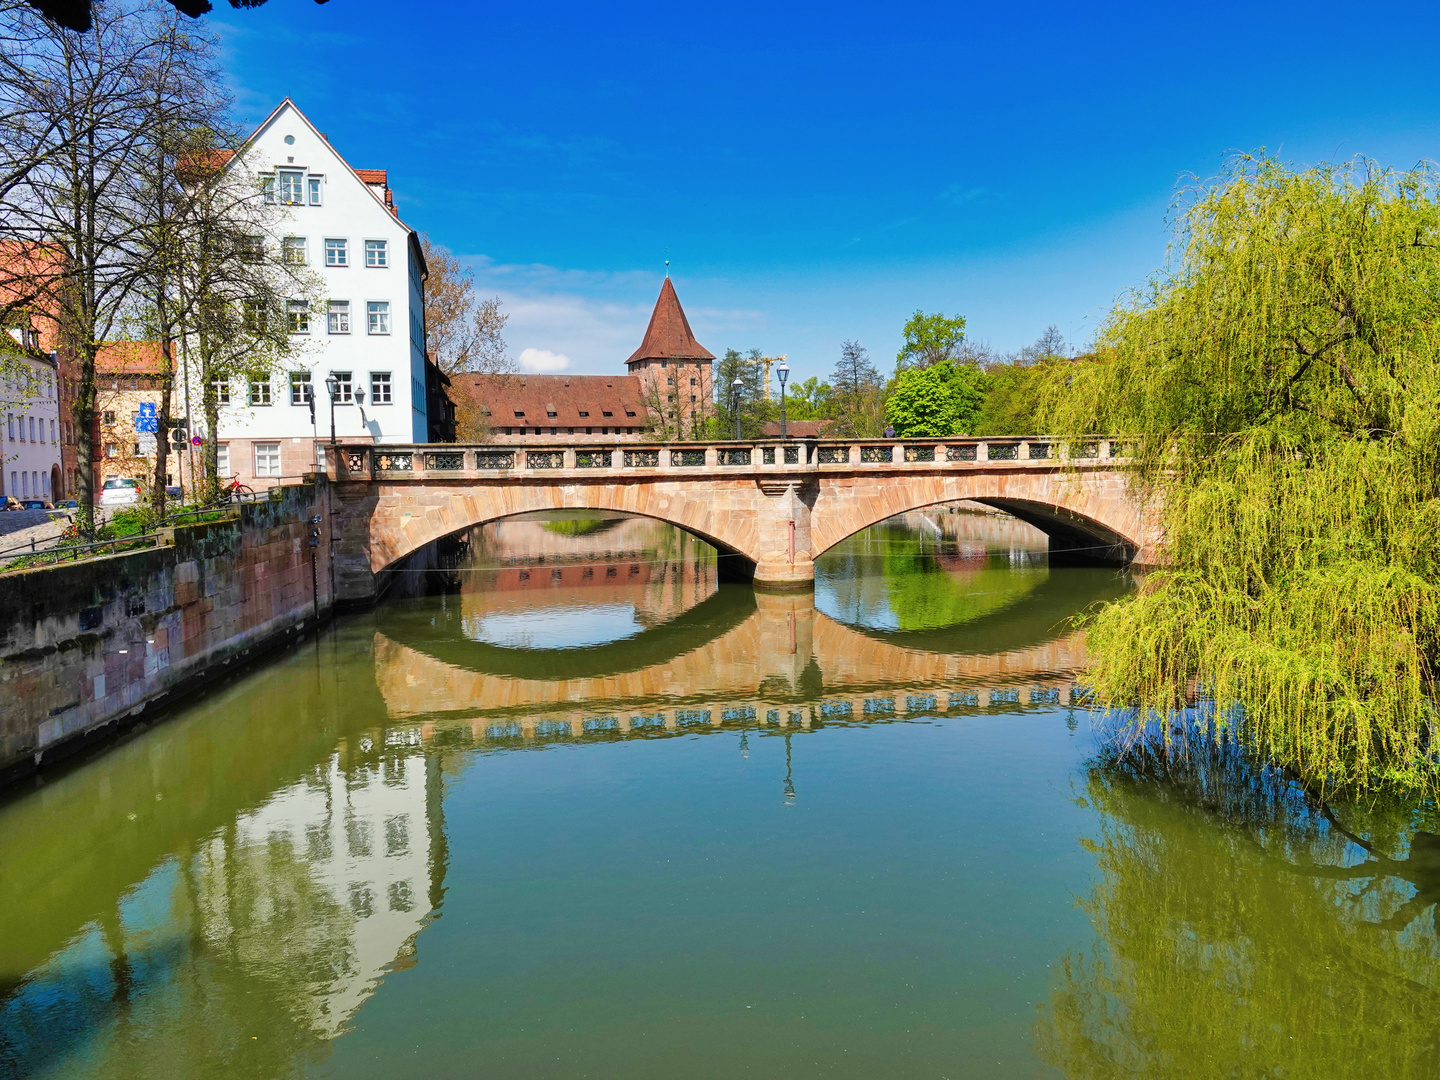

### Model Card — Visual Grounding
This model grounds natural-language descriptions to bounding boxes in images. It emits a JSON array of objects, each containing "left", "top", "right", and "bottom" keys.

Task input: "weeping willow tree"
[{"left": 1040, "top": 156, "right": 1440, "bottom": 794}]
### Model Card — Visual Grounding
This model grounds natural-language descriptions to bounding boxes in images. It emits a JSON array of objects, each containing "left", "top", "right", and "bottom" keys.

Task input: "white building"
[
  {"left": 211, "top": 99, "right": 431, "bottom": 487},
  {"left": 0, "top": 333, "right": 62, "bottom": 504}
]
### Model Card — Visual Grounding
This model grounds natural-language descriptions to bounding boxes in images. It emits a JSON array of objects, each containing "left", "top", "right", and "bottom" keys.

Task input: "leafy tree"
[
  {"left": 712, "top": 347, "right": 771, "bottom": 438},
  {"left": 895, "top": 310, "right": 967, "bottom": 372},
  {"left": 420, "top": 235, "right": 510, "bottom": 377},
  {"left": 780, "top": 375, "right": 831, "bottom": 421},
  {"left": 829, "top": 339, "right": 885, "bottom": 437},
  {"left": 1017, "top": 324, "right": 1067, "bottom": 366},
  {"left": 1039, "top": 154, "right": 1440, "bottom": 795},
  {"left": 884, "top": 359, "right": 986, "bottom": 436}
]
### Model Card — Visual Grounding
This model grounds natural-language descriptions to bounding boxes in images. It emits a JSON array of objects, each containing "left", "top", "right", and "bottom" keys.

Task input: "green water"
[{"left": 3, "top": 508, "right": 1439, "bottom": 1078}]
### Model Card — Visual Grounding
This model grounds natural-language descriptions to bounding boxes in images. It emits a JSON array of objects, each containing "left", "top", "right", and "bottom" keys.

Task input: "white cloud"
[
  {"left": 517, "top": 347, "right": 573, "bottom": 373},
  {"left": 461, "top": 256, "right": 770, "bottom": 375}
]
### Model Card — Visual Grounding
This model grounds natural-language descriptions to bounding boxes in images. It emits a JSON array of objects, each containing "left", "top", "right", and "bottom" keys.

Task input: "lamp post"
[
  {"left": 303, "top": 385, "right": 318, "bottom": 467},
  {"left": 731, "top": 376, "right": 743, "bottom": 440},
  {"left": 776, "top": 359, "right": 789, "bottom": 440},
  {"left": 325, "top": 373, "right": 339, "bottom": 446}
]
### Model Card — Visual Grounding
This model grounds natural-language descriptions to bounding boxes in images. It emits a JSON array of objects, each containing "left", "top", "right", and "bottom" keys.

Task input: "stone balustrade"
[{"left": 333, "top": 437, "right": 1121, "bottom": 482}]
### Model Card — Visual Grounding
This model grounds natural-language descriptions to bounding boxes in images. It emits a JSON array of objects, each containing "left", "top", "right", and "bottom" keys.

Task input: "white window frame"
[
  {"left": 331, "top": 371, "right": 353, "bottom": 404},
  {"left": 278, "top": 170, "right": 304, "bottom": 206},
  {"left": 261, "top": 174, "right": 276, "bottom": 204},
  {"left": 281, "top": 237, "right": 307, "bottom": 265},
  {"left": 364, "top": 239, "right": 389, "bottom": 268},
  {"left": 324, "top": 238, "right": 348, "bottom": 267},
  {"left": 328, "top": 300, "right": 351, "bottom": 335},
  {"left": 290, "top": 371, "right": 312, "bottom": 406},
  {"left": 367, "top": 301, "right": 390, "bottom": 335},
  {"left": 250, "top": 376, "right": 272, "bottom": 406},
  {"left": 254, "top": 441, "right": 281, "bottom": 477},
  {"left": 307, "top": 175, "right": 323, "bottom": 205},
  {"left": 287, "top": 299, "right": 310, "bottom": 335},
  {"left": 370, "top": 371, "right": 392, "bottom": 404},
  {"left": 216, "top": 443, "right": 230, "bottom": 478},
  {"left": 212, "top": 378, "right": 230, "bottom": 405}
]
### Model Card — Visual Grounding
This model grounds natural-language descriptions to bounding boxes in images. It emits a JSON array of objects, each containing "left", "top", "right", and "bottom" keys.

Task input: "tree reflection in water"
[{"left": 1037, "top": 729, "right": 1440, "bottom": 1078}]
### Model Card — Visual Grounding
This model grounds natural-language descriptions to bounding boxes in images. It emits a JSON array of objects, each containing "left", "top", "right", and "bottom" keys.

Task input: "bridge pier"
[{"left": 752, "top": 481, "right": 816, "bottom": 591}]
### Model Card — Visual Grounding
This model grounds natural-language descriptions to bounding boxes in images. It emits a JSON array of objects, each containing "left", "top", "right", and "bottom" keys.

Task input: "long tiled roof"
[
  {"left": 95, "top": 341, "right": 171, "bottom": 374},
  {"left": 455, "top": 373, "right": 650, "bottom": 427},
  {"left": 626, "top": 278, "right": 714, "bottom": 364}
]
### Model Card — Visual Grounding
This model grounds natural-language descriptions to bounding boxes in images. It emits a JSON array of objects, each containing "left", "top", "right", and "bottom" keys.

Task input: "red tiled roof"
[
  {"left": 456, "top": 373, "right": 651, "bottom": 426},
  {"left": 626, "top": 279, "right": 714, "bottom": 365},
  {"left": 96, "top": 341, "right": 172, "bottom": 374},
  {"left": 354, "top": 169, "right": 387, "bottom": 185}
]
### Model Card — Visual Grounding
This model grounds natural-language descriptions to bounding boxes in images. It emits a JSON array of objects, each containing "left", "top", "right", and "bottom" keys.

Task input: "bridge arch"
[
  {"left": 809, "top": 469, "right": 1153, "bottom": 566},
  {"left": 340, "top": 478, "right": 772, "bottom": 588}
]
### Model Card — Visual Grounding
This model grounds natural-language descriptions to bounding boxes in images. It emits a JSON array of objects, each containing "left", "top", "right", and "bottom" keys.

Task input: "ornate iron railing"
[
  {"left": 426, "top": 451, "right": 465, "bottom": 470},
  {"left": 375, "top": 451, "right": 412, "bottom": 471}
]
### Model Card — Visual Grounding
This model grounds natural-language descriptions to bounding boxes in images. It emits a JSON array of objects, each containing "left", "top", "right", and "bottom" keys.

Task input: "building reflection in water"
[{"left": 0, "top": 704, "right": 446, "bottom": 1078}]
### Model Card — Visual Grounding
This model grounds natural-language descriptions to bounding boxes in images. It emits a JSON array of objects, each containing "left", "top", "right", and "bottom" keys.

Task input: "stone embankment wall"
[{"left": 0, "top": 478, "right": 334, "bottom": 787}]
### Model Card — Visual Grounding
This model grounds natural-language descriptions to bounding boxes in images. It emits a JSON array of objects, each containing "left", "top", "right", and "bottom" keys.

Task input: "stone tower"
[{"left": 626, "top": 278, "right": 715, "bottom": 437}]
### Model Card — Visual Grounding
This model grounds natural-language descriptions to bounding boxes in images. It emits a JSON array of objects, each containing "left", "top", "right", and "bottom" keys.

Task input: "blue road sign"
[
  {"left": 138, "top": 402, "right": 156, "bottom": 418},
  {"left": 135, "top": 417, "right": 158, "bottom": 433}
]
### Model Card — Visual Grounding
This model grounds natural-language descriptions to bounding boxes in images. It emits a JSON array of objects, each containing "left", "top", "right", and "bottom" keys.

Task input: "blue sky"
[{"left": 215, "top": 0, "right": 1440, "bottom": 384}]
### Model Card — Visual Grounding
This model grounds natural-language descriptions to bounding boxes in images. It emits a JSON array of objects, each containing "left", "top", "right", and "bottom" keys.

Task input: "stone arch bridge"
[{"left": 326, "top": 436, "right": 1159, "bottom": 605}]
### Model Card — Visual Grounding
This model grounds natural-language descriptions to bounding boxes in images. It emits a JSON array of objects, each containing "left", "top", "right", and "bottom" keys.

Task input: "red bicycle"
[{"left": 220, "top": 475, "right": 254, "bottom": 505}]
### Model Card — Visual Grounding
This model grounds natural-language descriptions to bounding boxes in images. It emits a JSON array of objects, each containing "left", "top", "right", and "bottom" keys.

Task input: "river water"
[{"left": 3, "top": 508, "right": 1439, "bottom": 1078}]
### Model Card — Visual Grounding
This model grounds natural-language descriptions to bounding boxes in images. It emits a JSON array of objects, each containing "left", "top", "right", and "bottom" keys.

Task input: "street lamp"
[
  {"left": 731, "top": 376, "right": 743, "bottom": 440},
  {"left": 304, "top": 385, "right": 318, "bottom": 467},
  {"left": 324, "top": 373, "right": 339, "bottom": 445},
  {"left": 776, "top": 359, "right": 789, "bottom": 440}
]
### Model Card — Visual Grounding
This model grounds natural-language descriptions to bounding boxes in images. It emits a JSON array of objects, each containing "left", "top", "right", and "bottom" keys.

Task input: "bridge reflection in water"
[{"left": 373, "top": 506, "right": 1131, "bottom": 752}]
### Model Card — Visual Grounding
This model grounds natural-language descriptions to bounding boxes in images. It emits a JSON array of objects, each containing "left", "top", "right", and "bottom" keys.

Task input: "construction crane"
[{"left": 748, "top": 355, "right": 786, "bottom": 401}]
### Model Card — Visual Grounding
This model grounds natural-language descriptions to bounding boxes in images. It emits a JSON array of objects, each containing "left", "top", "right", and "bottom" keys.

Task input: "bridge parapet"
[{"left": 331, "top": 437, "right": 1124, "bottom": 484}]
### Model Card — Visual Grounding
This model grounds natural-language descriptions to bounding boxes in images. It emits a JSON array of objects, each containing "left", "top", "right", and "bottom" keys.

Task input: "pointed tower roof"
[{"left": 626, "top": 278, "right": 715, "bottom": 365}]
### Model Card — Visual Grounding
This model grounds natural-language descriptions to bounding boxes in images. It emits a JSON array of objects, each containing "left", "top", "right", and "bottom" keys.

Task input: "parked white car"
[{"left": 99, "top": 476, "right": 140, "bottom": 508}]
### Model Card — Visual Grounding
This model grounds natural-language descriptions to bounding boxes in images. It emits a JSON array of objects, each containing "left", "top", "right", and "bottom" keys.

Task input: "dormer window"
[
  {"left": 514, "top": 411, "right": 524, "bottom": 418},
  {"left": 578, "top": 411, "right": 589, "bottom": 417},
  {"left": 546, "top": 411, "right": 557, "bottom": 418},
  {"left": 625, "top": 410, "right": 636, "bottom": 417},
  {"left": 602, "top": 411, "right": 613, "bottom": 417}
]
